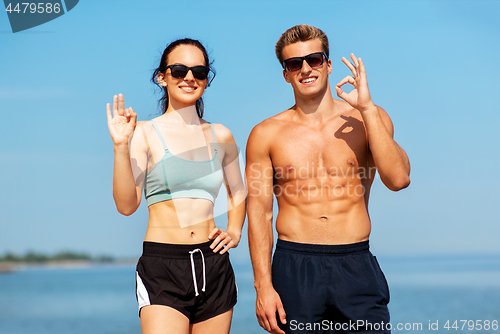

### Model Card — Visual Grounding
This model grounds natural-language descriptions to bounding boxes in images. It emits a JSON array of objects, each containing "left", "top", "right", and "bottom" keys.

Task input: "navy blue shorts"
[
  {"left": 136, "top": 241, "right": 237, "bottom": 323},
  {"left": 272, "top": 239, "right": 390, "bottom": 333}
]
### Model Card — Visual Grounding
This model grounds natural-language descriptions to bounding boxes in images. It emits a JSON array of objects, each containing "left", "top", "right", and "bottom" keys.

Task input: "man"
[{"left": 246, "top": 24, "right": 410, "bottom": 334}]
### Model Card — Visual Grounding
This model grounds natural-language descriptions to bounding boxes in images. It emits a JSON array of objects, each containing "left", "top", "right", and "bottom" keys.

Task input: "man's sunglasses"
[
  {"left": 162, "top": 64, "right": 210, "bottom": 80},
  {"left": 282, "top": 52, "right": 328, "bottom": 72}
]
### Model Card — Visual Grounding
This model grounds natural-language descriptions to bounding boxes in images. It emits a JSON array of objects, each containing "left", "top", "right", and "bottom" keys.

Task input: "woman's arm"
[
  {"left": 107, "top": 94, "right": 148, "bottom": 216},
  {"left": 208, "top": 124, "right": 246, "bottom": 254}
]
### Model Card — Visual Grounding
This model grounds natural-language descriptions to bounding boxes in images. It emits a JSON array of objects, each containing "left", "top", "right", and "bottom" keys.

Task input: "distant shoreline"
[
  {"left": 0, "top": 250, "right": 139, "bottom": 273},
  {"left": 0, "top": 259, "right": 138, "bottom": 273}
]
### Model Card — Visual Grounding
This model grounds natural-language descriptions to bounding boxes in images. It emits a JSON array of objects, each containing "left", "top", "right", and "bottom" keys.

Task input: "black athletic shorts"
[
  {"left": 272, "top": 239, "right": 390, "bottom": 333},
  {"left": 135, "top": 241, "right": 237, "bottom": 323}
]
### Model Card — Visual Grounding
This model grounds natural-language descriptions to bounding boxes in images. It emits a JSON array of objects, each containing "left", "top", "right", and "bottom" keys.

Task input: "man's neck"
[{"left": 293, "top": 84, "right": 340, "bottom": 124}]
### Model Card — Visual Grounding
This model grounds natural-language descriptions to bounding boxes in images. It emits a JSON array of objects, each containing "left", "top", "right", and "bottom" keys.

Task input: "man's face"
[{"left": 281, "top": 39, "right": 332, "bottom": 99}]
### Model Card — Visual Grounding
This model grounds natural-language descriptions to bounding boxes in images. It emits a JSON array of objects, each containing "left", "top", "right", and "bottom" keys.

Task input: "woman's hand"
[
  {"left": 106, "top": 93, "right": 137, "bottom": 146},
  {"left": 208, "top": 228, "right": 241, "bottom": 254}
]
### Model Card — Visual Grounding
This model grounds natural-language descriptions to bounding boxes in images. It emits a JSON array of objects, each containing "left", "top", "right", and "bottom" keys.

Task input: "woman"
[{"left": 106, "top": 38, "right": 246, "bottom": 334}]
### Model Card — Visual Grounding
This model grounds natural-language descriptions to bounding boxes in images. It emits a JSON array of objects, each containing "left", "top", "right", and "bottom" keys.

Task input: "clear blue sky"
[{"left": 1, "top": 0, "right": 499, "bottom": 260}]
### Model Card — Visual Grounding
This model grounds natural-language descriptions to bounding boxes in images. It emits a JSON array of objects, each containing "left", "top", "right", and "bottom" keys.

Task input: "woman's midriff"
[{"left": 145, "top": 198, "right": 216, "bottom": 244}]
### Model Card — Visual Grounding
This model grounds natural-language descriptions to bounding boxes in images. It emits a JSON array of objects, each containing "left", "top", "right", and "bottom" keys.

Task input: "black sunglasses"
[
  {"left": 282, "top": 52, "right": 328, "bottom": 72},
  {"left": 163, "top": 64, "right": 210, "bottom": 80}
]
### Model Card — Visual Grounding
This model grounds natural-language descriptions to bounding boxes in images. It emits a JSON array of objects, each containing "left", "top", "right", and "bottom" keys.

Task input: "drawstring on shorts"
[{"left": 189, "top": 248, "right": 206, "bottom": 296}]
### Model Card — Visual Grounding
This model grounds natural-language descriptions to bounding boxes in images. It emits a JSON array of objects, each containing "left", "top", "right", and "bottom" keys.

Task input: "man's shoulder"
[
  {"left": 251, "top": 109, "right": 292, "bottom": 133},
  {"left": 247, "top": 110, "right": 292, "bottom": 152}
]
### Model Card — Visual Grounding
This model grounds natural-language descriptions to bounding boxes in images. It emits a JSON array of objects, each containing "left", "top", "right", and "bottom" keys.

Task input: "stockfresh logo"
[{"left": 4, "top": 0, "right": 79, "bottom": 33}]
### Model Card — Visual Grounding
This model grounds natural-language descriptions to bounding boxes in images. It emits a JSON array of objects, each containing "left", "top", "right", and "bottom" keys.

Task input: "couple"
[{"left": 107, "top": 24, "right": 410, "bottom": 334}]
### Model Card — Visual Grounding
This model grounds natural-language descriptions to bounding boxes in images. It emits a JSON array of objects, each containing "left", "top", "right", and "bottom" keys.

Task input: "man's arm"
[
  {"left": 246, "top": 123, "right": 286, "bottom": 334},
  {"left": 336, "top": 54, "right": 410, "bottom": 191},
  {"left": 362, "top": 105, "right": 410, "bottom": 191}
]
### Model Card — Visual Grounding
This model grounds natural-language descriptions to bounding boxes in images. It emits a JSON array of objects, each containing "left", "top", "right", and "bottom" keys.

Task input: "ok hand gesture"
[
  {"left": 335, "top": 54, "right": 375, "bottom": 113},
  {"left": 106, "top": 94, "right": 137, "bottom": 146}
]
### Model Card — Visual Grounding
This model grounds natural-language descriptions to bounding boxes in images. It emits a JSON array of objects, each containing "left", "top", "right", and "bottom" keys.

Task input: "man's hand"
[
  {"left": 256, "top": 285, "right": 287, "bottom": 334},
  {"left": 335, "top": 53, "right": 375, "bottom": 113}
]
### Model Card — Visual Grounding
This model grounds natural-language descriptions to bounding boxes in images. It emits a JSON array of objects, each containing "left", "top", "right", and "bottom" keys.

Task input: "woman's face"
[{"left": 157, "top": 44, "right": 208, "bottom": 110}]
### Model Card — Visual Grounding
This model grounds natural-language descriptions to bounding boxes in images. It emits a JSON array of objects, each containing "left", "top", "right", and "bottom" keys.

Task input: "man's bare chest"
[{"left": 270, "top": 117, "right": 369, "bottom": 183}]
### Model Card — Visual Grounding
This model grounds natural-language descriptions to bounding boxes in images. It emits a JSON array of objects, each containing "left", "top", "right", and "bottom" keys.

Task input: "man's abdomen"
[{"left": 274, "top": 178, "right": 371, "bottom": 244}]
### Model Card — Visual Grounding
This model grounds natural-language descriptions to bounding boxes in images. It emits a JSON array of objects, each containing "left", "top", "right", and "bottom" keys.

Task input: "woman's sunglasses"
[
  {"left": 163, "top": 64, "right": 210, "bottom": 80},
  {"left": 282, "top": 52, "right": 328, "bottom": 72}
]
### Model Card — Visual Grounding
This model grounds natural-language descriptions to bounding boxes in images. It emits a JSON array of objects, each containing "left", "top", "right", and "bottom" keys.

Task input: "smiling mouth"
[
  {"left": 299, "top": 77, "right": 317, "bottom": 84},
  {"left": 179, "top": 86, "right": 197, "bottom": 92}
]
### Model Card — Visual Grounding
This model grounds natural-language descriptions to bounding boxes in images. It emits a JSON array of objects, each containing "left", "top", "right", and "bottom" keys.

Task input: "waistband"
[
  {"left": 142, "top": 241, "right": 217, "bottom": 258},
  {"left": 275, "top": 239, "right": 370, "bottom": 255}
]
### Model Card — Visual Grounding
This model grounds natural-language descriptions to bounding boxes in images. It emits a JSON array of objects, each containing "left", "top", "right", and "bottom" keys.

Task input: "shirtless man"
[{"left": 246, "top": 25, "right": 410, "bottom": 334}]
